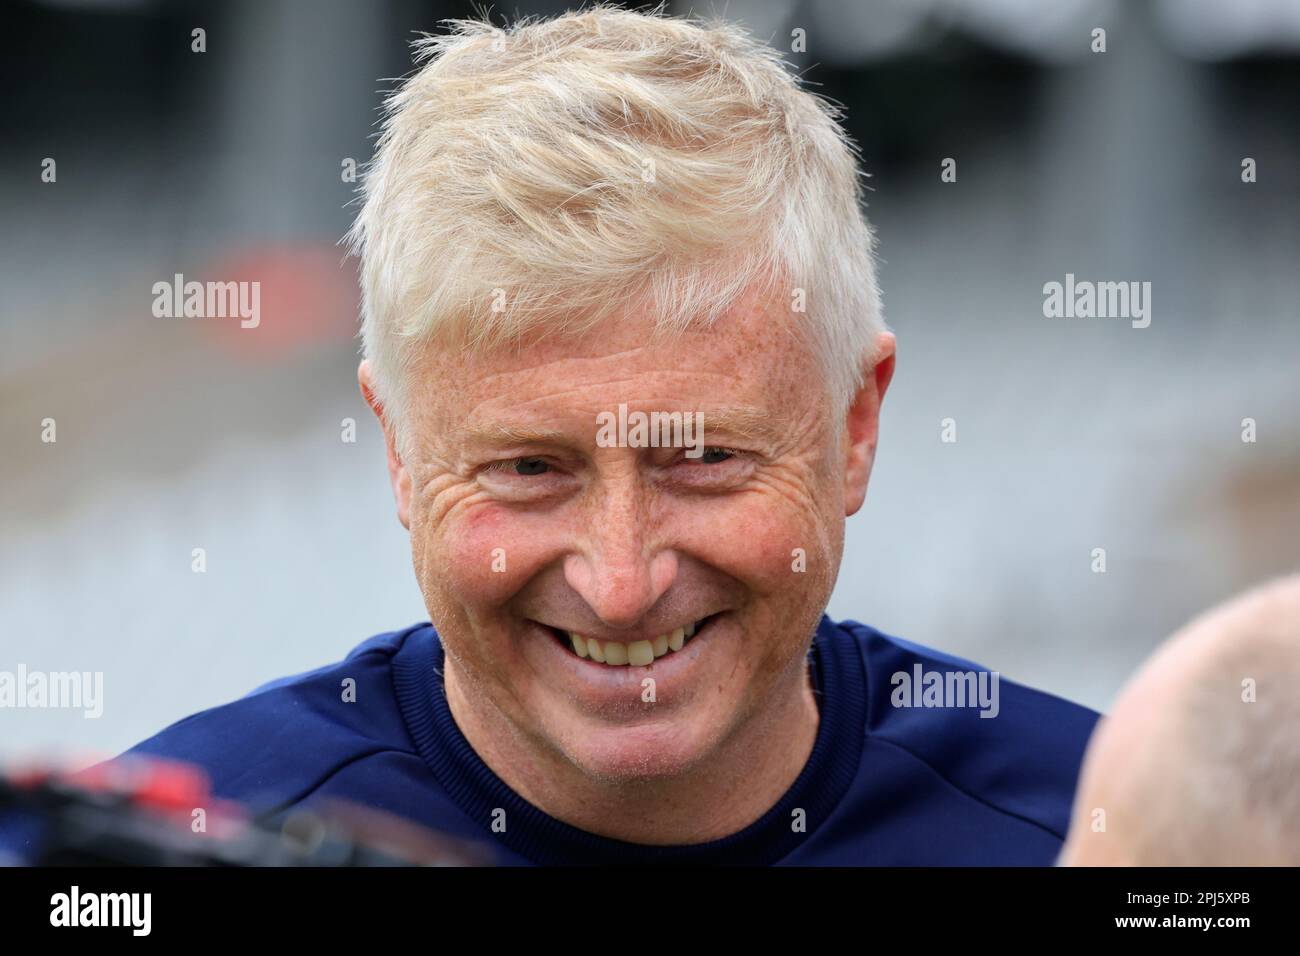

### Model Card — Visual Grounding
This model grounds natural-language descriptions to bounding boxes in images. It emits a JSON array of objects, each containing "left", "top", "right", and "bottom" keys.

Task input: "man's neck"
[{"left": 443, "top": 652, "right": 820, "bottom": 846}]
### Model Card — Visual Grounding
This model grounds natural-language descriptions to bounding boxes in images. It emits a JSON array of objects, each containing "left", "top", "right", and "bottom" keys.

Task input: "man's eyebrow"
[
  {"left": 459, "top": 406, "right": 786, "bottom": 449},
  {"left": 697, "top": 407, "right": 787, "bottom": 445},
  {"left": 459, "top": 423, "right": 577, "bottom": 448}
]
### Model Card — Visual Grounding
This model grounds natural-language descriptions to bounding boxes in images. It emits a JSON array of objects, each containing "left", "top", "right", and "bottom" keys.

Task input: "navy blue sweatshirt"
[{"left": 40, "top": 616, "right": 1103, "bottom": 865}]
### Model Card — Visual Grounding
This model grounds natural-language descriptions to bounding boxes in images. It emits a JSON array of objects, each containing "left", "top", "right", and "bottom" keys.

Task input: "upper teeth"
[{"left": 567, "top": 620, "right": 700, "bottom": 666}]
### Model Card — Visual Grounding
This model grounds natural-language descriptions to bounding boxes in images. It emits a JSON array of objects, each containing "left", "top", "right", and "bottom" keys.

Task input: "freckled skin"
[{"left": 361, "top": 285, "right": 895, "bottom": 845}]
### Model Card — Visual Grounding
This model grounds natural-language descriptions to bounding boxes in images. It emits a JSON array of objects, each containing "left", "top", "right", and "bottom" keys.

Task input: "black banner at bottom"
[{"left": 0, "top": 865, "right": 1287, "bottom": 941}]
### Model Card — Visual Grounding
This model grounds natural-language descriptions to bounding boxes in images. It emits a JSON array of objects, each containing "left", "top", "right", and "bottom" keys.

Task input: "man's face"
[{"left": 368, "top": 285, "right": 891, "bottom": 781}]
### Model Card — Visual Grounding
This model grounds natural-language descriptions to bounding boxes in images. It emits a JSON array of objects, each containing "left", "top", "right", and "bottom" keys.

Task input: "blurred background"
[{"left": 2, "top": 0, "right": 1298, "bottom": 761}]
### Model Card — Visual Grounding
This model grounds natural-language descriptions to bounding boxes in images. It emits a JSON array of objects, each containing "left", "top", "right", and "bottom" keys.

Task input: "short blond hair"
[{"left": 348, "top": 3, "right": 884, "bottom": 454}]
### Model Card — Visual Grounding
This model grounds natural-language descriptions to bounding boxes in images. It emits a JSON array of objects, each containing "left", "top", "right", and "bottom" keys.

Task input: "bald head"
[{"left": 1060, "top": 573, "right": 1300, "bottom": 866}]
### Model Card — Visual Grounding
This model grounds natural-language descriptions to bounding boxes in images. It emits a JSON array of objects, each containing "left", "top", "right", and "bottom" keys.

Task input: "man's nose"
[{"left": 562, "top": 491, "right": 677, "bottom": 630}]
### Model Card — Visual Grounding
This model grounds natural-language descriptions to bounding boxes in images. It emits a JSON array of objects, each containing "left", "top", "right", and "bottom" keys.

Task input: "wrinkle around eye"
[
  {"left": 660, "top": 450, "right": 758, "bottom": 490},
  {"left": 474, "top": 459, "right": 581, "bottom": 502}
]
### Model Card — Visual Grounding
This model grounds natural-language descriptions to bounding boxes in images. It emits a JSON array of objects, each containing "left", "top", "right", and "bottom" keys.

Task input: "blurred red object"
[{"left": 199, "top": 243, "right": 360, "bottom": 362}]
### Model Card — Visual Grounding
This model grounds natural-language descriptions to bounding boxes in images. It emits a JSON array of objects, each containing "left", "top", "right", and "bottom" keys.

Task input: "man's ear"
[
  {"left": 843, "top": 331, "right": 896, "bottom": 517},
  {"left": 358, "top": 360, "right": 412, "bottom": 530}
]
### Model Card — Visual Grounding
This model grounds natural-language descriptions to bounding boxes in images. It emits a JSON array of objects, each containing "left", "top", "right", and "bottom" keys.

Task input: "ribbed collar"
[{"left": 391, "top": 614, "right": 866, "bottom": 865}]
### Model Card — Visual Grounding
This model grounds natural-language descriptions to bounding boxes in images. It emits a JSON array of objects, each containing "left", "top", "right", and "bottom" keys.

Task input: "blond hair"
[{"left": 348, "top": 3, "right": 884, "bottom": 455}]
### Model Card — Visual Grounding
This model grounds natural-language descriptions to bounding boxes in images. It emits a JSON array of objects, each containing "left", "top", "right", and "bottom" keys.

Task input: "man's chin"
[{"left": 548, "top": 711, "right": 727, "bottom": 783}]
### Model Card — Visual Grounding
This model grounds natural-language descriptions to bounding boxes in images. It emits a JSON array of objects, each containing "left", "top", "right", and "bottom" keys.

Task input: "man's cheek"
[
  {"left": 437, "top": 509, "right": 544, "bottom": 605},
  {"left": 703, "top": 502, "right": 829, "bottom": 594}
]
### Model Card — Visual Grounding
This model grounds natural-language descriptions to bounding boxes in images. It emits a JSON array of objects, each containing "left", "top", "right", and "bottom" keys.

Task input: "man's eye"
[
  {"left": 512, "top": 457, "right": 550, "bottom": 476},
  {"left": 696, "top": 447, "right": 735, "bottom": 464},
  {"left": 482, "top": 456, "right": 552, "bottom": 477}
]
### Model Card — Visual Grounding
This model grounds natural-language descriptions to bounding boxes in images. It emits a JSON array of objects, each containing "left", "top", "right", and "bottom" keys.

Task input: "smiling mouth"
[{"left": 538, "top": 615, "right": 718, "bottom": 667}]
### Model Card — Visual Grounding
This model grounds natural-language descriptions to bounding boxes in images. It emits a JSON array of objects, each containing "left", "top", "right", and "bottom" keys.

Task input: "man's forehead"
[
  {"left": 413, "top": 306, "right": 815, "bottom": 417},
  {"left": 419, "top": 280, "right": 810, "bottom": 381}
]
